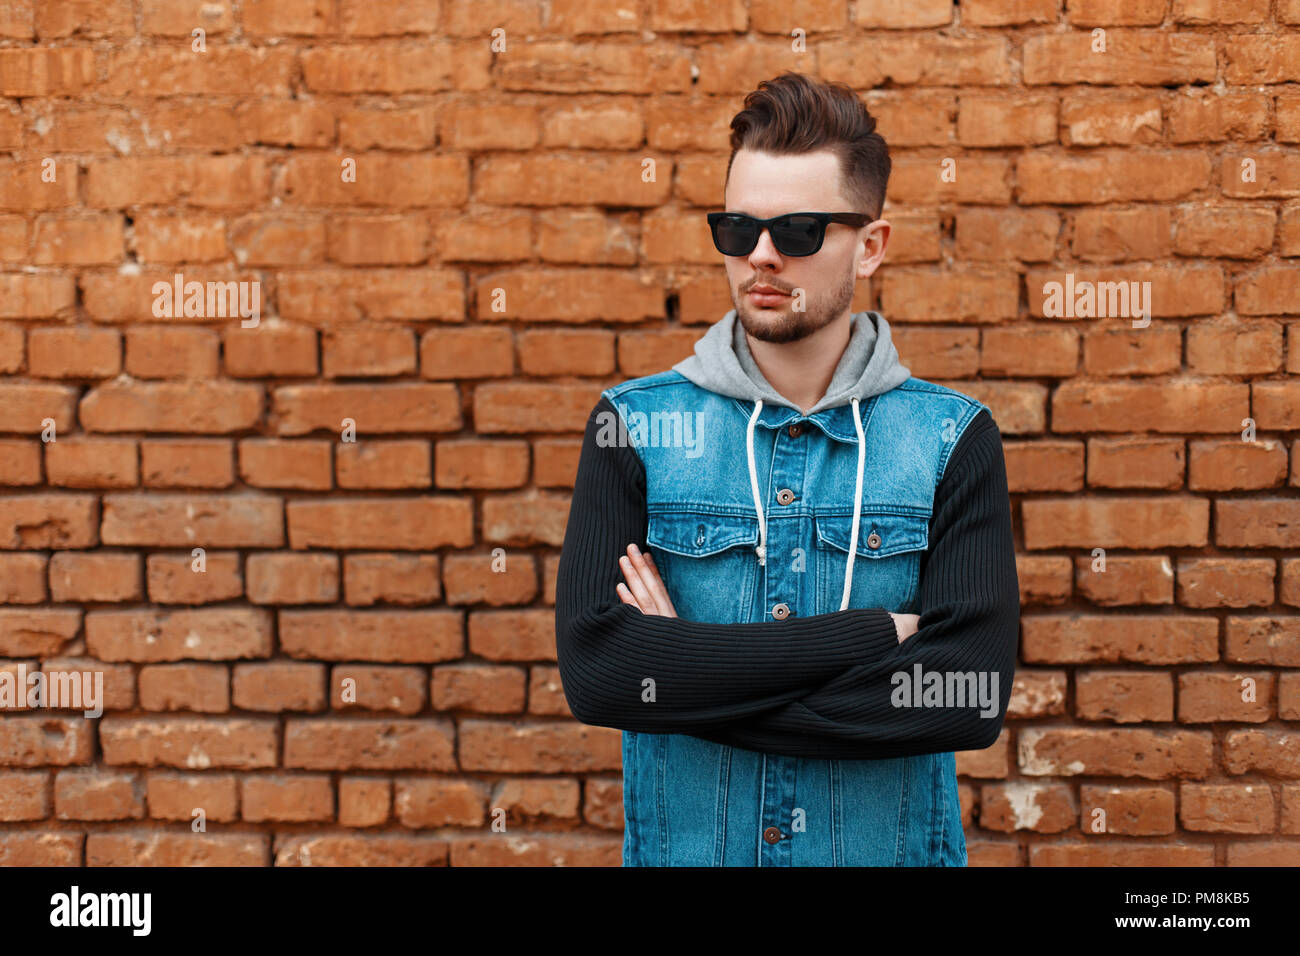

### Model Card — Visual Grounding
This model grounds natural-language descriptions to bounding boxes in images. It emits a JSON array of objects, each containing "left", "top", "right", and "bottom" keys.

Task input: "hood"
[
  {"left": 669, "top": 308, "right": 912, "bottom": 613},
  {"left": 672, "top": 308, "right": 911, "bottom": 414}
]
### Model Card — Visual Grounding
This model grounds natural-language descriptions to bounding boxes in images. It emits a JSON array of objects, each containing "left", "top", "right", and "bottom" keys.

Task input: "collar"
[{"left": 729, "top": 395, "right": 881, "bottom": 445}]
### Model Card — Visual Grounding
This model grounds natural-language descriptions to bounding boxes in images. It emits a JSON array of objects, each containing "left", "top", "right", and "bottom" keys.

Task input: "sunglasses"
[{"left": 706, "top": 211, "right": 873, "bottom": 257}]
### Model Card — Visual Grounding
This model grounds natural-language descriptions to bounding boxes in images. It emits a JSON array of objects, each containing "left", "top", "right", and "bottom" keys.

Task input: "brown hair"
[{"left": 725, "top": 72, "right": 891, "bottom": 220}]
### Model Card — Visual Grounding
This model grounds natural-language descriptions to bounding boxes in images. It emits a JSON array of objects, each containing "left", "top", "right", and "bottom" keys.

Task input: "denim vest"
[{"left": 602, "top": 371, "right": 989, "bottom": 866}]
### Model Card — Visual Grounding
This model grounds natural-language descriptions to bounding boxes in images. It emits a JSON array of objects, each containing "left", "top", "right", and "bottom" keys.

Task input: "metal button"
[
  {"left": 763, "top": 826, "right": 783, "bottom": 844},
  {"left": 696, "top": 523, "right": 706, "bottom": 547},
  {"left": 867, "top": 532, "right": 882, "bottom": 549},
  {"left": 787, "top": 423, "right": 802, "bottom": 438},
  {"left": 776, "top": 488, "right": 795, "bottom": 505},
  {"left": 772, "top": 602, "right": 790, "bottom": 620}
]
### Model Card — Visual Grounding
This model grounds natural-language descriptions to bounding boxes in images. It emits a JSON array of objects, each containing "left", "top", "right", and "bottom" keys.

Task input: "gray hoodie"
[
  {"left": 669, "top": 307, "right": 912, "bottom": 605},
  {"left": 672, "top": 308, "right": 911, "bottom": 412}
]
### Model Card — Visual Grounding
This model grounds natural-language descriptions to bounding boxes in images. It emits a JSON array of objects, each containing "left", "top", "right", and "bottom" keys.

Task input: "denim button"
[
  {"left": 763, "top": 826, "right": 783, "bottom": 844},
  {"left": 787, "top": 423, "right": 802, "bottom": 438},
  {"left": 776, "top": 488, "right": 795, "bottom": 505},
  {"left": 867, "top": 532, "right": 882, "bottom": 549},
  {"left": 772, "top": 602, "right": 790, "bottom": 620},
  {"left": 696, "top": 524, "right": 706, "bottom": 547}
]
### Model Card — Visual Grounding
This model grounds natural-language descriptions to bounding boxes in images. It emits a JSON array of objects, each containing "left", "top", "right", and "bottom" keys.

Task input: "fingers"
[
  {"left": 632, "top": 545, "right": 677, "bottom": 617},
  {"left": 615, "top": 581, "right": 642, "bottom": 611},
  {"left": 619, "top": 550, "right": 661, "bottom": 615}
]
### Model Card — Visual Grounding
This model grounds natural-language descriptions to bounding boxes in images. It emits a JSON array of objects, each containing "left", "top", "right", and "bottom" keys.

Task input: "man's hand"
[
  {"left": 616, "top": 543, "right": 678, "bottom": 617},
  {"left": 890, "top": 613, "right": 919, "bottom": 643}
]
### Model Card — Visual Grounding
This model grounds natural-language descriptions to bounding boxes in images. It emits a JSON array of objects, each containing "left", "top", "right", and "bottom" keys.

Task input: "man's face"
[{"left": 721, "top": 148, "right": 888, "bottom": 344}]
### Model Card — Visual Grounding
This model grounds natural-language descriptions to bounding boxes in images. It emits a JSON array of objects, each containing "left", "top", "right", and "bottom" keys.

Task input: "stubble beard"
[{"left": 735, "top": 270, "right": 857, "bottom": 344}]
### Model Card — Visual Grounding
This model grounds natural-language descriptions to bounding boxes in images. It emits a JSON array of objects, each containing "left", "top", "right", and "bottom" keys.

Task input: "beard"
[{"left": 734, "top": 269, "right": 857, "bottom": 344}]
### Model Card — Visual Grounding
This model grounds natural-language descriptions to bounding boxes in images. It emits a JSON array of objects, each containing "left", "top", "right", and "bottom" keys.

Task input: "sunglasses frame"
[{"left": 706, "top": 211, "right": 874, "bottom": 257}]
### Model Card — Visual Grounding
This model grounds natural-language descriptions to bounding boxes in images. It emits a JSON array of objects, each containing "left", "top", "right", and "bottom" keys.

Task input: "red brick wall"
[{"left": 1, "top": 0, "right": 1298, "bottom": 866}]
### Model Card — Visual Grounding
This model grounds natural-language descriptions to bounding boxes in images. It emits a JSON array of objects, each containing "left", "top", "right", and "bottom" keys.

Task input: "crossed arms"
[{"left": 553, "top": 396, "right": 1020, "bottom": 760}]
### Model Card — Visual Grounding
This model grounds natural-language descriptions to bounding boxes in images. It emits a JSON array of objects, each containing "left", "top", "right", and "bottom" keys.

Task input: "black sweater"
[{"left": 554, "top": 394, "right": 1020, "bottom": 760}]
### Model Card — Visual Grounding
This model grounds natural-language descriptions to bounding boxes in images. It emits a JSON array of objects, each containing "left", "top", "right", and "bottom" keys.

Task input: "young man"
[{"left": 555, "top": 72, "right": 1020, "bottom": 866}]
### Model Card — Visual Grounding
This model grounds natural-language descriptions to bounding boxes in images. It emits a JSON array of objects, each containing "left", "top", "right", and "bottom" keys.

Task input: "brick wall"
[{"left": 0, "top": 0, "right": 1298, "bottom": 866}]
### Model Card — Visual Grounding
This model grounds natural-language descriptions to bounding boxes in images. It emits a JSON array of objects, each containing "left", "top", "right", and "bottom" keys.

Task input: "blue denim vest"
[{"left": 602, "top": 371, "right": 989, "bottom": 866}]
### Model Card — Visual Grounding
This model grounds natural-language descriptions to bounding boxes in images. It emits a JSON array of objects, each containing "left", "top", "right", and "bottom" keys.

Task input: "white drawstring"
[
  {"left": 840, "top": 396, "right": 867, "bottom": 611},
  {"left": 747, "top": 396, "right": 868, "bottom": 611},
  {"left": 746, "top": 399, "right": 767, "bottom": 566}
]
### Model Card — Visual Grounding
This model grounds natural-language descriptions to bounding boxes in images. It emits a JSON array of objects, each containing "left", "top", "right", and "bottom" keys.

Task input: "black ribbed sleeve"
[
  {"left": 554, "top": 395, "right": 901, "bottom": 732},
  {"left": 553, "top": 396, "right": 1020, "bottom": 758},
  {"left": 691, "top": 408, "right": 1020, "bottom": 759}
]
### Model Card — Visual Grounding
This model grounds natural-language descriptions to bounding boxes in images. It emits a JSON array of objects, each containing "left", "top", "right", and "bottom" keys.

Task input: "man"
[{"left": 555, "top": 72, "right": 1020, "bottom": 866}]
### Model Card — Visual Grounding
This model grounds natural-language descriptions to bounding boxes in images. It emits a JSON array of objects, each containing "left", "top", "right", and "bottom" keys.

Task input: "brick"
[
  {"left": 338, "top": 777, "right": 390, "bottom": 827},
  {"left": 431, "top": 664, "right": 527, "bottom": 713},
  {"left": 1023, "top": 498, "right": 1208, "bottom": 549},
  {"left": 528, "top": 666, "right": 571, "bottom": 717},
  {"left": 1189, "top": 438, "right": 1288, "bottom": 490},
  {"left": 138, "top": 663, "right": 229, "bottom": 713},
  {"left": 1023, "top": 34, "right": 1215, "bottom": 85},
  {"left": 86, "top": 608, "right": 273, "bottom": 662},
  {"left": 1061, "top": 93, "right": 1161, "bottom": 146},
  {"left": 1225, "top": 617, "right": 1300, "bottom": 666},
  {"left": 146, "top": 772, "right": 238, "bottom": 822},
  {"left": 232, "top": 662, "right": 327, "bottom": 713},
  {"left": 1016, "top": 556, "right": 1072, "bottom": 606},
  {"left": 1177, "top": 558, "right": 1275, "bottom": 608},
  {"left": 287, "top": 498, "right": 472, "bottom": 550},
  {"left": 321, "top": 326, "right": 417, "bottom": 376},
  {"left": 979, "top": 782, "right": 1076, "bottom": 833},
  {"left": 247, "top": 553, "right": 339, "bottom": 604},
  {"left": 435, "top": 439, "right": 530, "bottom": 490},
  {"left": 1080, "top": 785, "right": 1177, "bottom": 836},
  {"left": 146, "top": 552, "right": 243, "bottom": 605},
  {"left": 273, "top": 383, "right": 460, "bottom": 435},
  {"left": 343, "top": 554, "right": 440, "bottom": 606},
  {"left": 101, "top": 494, "right": 283, "bottom": 547},
  {"left": 459, "top": 720, "right": 621, "bottom": 773},
  {"left": 0, "top": 771, "right": 49, "bottom": 821},
  {"left": 1071, "top": 207, "right": 1172, "bottom": 262},
  {"left": 1003, "top": 440, "right": 1084, "bottom": 493},
  {"left": 48, "top": 552, "right": 141, "bottom": 602},
  {"left": 957, "top": 95, "right": 1057, "bottom": 148},
  {"left": 1179, "top": 672, "right": 1273, "bottom": 723},
  {"left": 394, "top": 779, "right": 487, "bottom": 827},
  {"left": 242, "top": 775, "right": 334, "bottom": 822},
  {"left": 80, "top": 382, "right": 262, "bottom": 434},
  {"left": 283, "top": 718, "right": 456, "bottom": 771},
  {"left": 223, "top": 323, "right": 318, "bottom": 377},
  {"left": 280, "top": 610, "right": 462, "bottom": 662},
  {"left": 141, "top": 439, "right": 234, "bottom": 489},
  {"left": 99, "top": 717, "right": 278, "bottom": 769},
  {"left": 45, "top": 438, "right": 138, "bottom": 488},
  {"left": 492, "top": 778, "right": 581, "bottom": 822},
  {"left": 0, "top": 716, "right": 92, "bottom": 766},
  {"left": 275, "top": 834, "right": 446, "bottom": 866},
  {"left": 0, "top": 495, "right": 98, "bottom": 549},
  {"left": 1224, "top": 730, "right": 1300, "bottom": 777},
  {"left": 1076, "top": 671, "right": 1174, "bottom": 722},
  {"left": 1023, "top": 615, "right": 1215, "bottom": 664},
  {"left": 441, "top": 553, "right": 538, "bottom": 606},
  {"left": 1019, "top": 728, "right": 1213, "bottom": 778},
  {"left": 981, "top": 326, "right": 1077, "bottom": 377},
  {"left": 330, "top": 665, "right": 427, "bottom": 714},
  {"left": 238, "top": 439, "right": 332, "bottom": 491},
  {"left": 1216, "top": 500, "right": 1300, "bottom": 548},
  {"left": 336, "top": 440, "right": 431, "bottom": 489},
  {"left": 1086, "top": 438, "right": 1184, "bottom": 490},
  {"left": 54, "top": 770, "right": 143, "bottom": 821},
  {"left": 125, "top": 326, "right": 220, "bottom": 379},
  {"left": 0, "top": 554, "right": 47, "bottom": 603},
  {"left": 1082, "top": 325, "right": 1181, "bottom": 376},
  {"left": 420, "top": 327, "right": 515, "bottom": 379},
  {"left": 87, "top": 831, "right": 267, "bottom": 866}
]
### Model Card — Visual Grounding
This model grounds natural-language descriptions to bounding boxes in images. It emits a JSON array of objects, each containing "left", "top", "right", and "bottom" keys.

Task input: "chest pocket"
[
  {"left": 645, "top": 509, "right": 760, "bottom": 624},
  {"left": 813, "top": 510, "right": 929, "bottom": 615}
]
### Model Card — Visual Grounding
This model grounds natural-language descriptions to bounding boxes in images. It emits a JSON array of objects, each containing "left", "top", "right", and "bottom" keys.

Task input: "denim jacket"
[{"left": 602, "top": 310, "right": 994, "bottom": 866}]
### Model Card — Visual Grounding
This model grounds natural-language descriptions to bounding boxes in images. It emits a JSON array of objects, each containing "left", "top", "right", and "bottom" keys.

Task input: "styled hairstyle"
[{"left": 724, "top": 72, "right": 891, "bottom": 220}]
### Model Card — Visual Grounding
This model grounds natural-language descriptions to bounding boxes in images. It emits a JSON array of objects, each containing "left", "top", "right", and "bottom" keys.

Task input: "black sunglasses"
[{"left": 707, "top": 211, "right": 872, "bottom": 257}]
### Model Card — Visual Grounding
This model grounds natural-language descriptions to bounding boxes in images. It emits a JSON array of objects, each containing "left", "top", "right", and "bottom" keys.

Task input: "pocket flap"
[
  {"left": 647, "top": 510, "right": 760, "bottom": 558},
  {"left": 814, "top": 511, "right": 929, "bottom": 558}
]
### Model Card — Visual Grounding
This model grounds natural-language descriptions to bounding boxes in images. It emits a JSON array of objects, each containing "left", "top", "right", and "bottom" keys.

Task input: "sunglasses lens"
[
  {"left": 771, "top": 215, "right": 821, "bottom": 256},
  {"left": 714, "top": 215, "right": 756, "bottom": 255}
]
